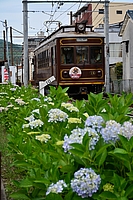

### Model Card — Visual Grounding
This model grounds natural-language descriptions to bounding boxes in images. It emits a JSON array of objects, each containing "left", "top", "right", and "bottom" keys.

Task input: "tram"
[{"left": 33, "top": 22, "right": 105, "bottom": 95}]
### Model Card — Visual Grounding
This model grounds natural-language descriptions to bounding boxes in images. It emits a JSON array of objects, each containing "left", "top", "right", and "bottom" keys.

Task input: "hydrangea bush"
[{"left": 0, "top": 83, "right": 133, "bottom": 200}]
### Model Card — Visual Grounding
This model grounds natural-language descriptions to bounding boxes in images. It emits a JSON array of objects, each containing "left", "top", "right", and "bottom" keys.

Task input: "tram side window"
[
  {"left": 90, "top": 47, "right": 102, "bottom": 64},
  {"left": 61, "top": 47, "right": 74, "bottom": 64},
  {"left": 38, "top": 53, "right": 43, "bottom": 68},
  {"left": 76, "top": 46, "right": 88, "bottom": 64}
]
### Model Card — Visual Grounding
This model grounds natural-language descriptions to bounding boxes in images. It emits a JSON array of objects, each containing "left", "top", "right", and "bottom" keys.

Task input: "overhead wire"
[{"left": 35, "top": 0, "right": 133, "bottom": 35}]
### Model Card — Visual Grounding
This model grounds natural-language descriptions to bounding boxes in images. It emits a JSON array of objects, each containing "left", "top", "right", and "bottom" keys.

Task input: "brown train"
[{"left": 33, "top": 22, "right": 105, "bottom": 96}]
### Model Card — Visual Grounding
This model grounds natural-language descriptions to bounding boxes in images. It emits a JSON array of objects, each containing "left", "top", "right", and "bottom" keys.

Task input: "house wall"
[
  {"left": 92, "top": 2, "right": 133, "bottom": 28},
  {"left": 122, "top": 19, "right": 133, "bottom": 92},
  {"left": 94, "top": 27, "right": 122, "bottom": 65}
]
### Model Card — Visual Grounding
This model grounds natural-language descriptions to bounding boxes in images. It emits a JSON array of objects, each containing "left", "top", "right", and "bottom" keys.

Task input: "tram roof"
[{"left": 34, "top": 25, "right": 104, "bottom": 51}]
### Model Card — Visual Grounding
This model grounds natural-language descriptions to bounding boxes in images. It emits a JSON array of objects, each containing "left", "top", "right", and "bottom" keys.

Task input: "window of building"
[
  {"left": 99, "top": 9, "right": 104, "bottom": 14},
  {"left": 126, "top": 41, "right": 129, "bottom": 53},
  {"left": 116, "top": 10, "right": 122, "bottom": 14},
  {"left": 109, "top": 43, "right": 122, "bottom": 57},
  {"left": 99, "top": 24, "right": 104, "bottom": 28}
]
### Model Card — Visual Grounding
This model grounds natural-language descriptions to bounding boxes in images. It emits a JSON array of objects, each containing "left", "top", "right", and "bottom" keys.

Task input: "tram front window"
[
  {"left": 76, "top": 46, "right": 88, "bottom": 64},
  {"left": 90, "top": 47, "right": 102, "bottom": 64},
  {"left": 61, "top": 47, "right": 74, "bottom": 64}
]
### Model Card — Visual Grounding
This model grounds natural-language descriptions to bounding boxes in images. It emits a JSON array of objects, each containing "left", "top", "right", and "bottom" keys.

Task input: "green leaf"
[
  {"left": 60, "top": 164, "right": 75, "bottom": 173},
  {"left": 19, "top": 179, "right": 33, "bottom": 188},
  {"left": 70, "top": 143, "right": 85, "bottom": 152},
  {"left": 69, "top": 149, "right": 84, "bottom": 157},
  {"left": 113, "top": 173, "right": 127, "bottom": 191},
  {"left": 129, "top": 136, "right": 133, "bottom": 151},
  {"left": 99, "top": 191, "right": 117, "bottom": 199},
  {"left": 95, "top": 144, "right": 111, "bottom": 158},
  {"left": 125, "top": 184, "right": 133, "bottom": 197},
  {"left": 64, "top": 191, "right": 74, "bottom": 200},
  {"left": 82, "top": 132, "right": 90, "bottom": 148},
  {"left": 127, "top": 171, "right": 133, "bottom": 180},
  {"left": 33, "top": 179, "right": 50, "bottom": 184},
  {"left": 97, "top": 148, "right": 107, "bottom": 167},
  {"left": 45, "top": 193, "right": 63, "bottom": 200},
  {"left": 118, "top": 135, "right": 130, "bottom": 152},
  {"left": 113, "top": 148, "right": 128, "bottom": 155},
  {"left": 10, "top": 192, "right": 30, "bottom": 199}
]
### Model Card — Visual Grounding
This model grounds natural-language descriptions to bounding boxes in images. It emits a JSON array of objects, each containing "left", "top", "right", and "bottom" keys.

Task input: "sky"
[{"left": 0, "top": 0, "right": 133, "bottom": 44}]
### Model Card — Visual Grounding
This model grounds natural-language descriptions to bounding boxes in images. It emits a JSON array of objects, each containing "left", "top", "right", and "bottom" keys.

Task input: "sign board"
[
  {"left": 4, "top": 68, "right": 9, "bottom": 81},
  {"left": 39, "top": 76, "right": 55, "bottom": 96},
  {"left": 2, "top": 66, "right": 16, "bottom": 84}
]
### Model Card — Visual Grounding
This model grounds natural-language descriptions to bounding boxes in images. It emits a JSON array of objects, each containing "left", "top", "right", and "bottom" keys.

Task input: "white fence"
[{"left": 110, "top": 79, "right": 133, "bottom": 94}]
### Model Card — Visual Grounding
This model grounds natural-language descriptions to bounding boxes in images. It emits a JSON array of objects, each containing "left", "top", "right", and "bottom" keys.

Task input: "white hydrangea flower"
[
  {"left": 61, "top": 102, "right": 79, "bottom": 112},
  {"left": 48, "top": 108, "right": 68, "bottom": 123},
  {"left": 29, "top": 119, "right": 44, "bottom": 129},
  {"left": 35, "top": 134, "right": 51, "bottom": 143},
  {"left": 46, "top": 180, "right": 67, "bottom": 195}
]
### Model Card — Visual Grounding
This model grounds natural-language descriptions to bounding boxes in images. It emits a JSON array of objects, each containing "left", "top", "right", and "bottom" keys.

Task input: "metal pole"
[
  {"left": 3, "top": 31, "right": 6, "bottom": 61},
  {"left": 70, "top": 11, "right": 73, "bottom": 25},
  {"left": 23, "top": 0, "right": 29, "bottom": 86},
  {"left": 5, "top": 20, "right": 10, "bottom": 82},
  {"left": 104, "top": 0, "right": 110, "bottom": 93},
  {"left": 10, "top": 27, "right": 14, "bottom": 66}
]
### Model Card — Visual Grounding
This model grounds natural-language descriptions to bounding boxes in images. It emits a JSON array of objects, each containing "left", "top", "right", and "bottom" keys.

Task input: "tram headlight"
[
  {"left": 97, "top": 70, "right": 102, "bottom": 77},
  {"left": 62, "top": 70, "right": 69, "bottom": 78}
]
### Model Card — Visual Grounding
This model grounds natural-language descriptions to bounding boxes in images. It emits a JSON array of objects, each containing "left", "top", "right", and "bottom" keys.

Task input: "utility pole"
[
  {"left": 5, "top": 20, "right": 10, "bottom": 82},
  {"left": 23, "top": 0, "right": 28, "bottom": 86},
  {"left": 10, "top": 27, "right": 14, "bottom": 66},
  {"left": 104, "top": 0, "right": 110, "bottom": 93},
  {"left": 70, "top": 11, "right": 73, "bottom": 25},
  {"left": 3, "top": 30, "right": 6, "bottom": 61}
]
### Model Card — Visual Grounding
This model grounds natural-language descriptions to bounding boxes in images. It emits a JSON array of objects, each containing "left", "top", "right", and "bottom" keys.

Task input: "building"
[
  {"left": 73, "top": 2, "right": 133, "bottom": 93},
  {"left": 95, "top": 22, "right": 123, "bottom": 93},
  {"left": 73, "top": 2, "right": 133, "bottom": 29},
  {"left": 119, "top": 10, "right": 133, "bottom": 93},
  {"left": 28, "top": 31, "right": 45, "bottom": 82}
]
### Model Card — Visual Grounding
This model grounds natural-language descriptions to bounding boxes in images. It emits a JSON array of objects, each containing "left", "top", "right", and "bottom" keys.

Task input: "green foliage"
[
  {"left": 0, "top": 84, "right": 133, "bottom": 199},
  {"left": 115, "top": 62, "right": 123, "bottom": 79},
  {"left": 85, "top": 92, "right": 133, "bottom": 123}
]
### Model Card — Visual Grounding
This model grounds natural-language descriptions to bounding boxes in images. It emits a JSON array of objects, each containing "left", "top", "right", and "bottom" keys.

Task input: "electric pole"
[
  {"left": 10, "top": 27, "right": 14, "bottom": 66},
  {"left": 5, "top": 20, "right": 10, "bottom": 82},
  {"left": 104, "top": 0, "right": 110, "bottom": 93},
  {"left": 23, "top": 0, "right": 28, "bottom": 86}
]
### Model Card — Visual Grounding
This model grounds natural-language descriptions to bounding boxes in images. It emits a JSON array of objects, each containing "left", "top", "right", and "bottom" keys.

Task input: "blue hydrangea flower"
[
  {"left": 71, "top": 168, "right": 101, "bottom": 198},
  {"left": 24, "top": 115, "right": 35, "bottom": 122},
  {"left": 46, "top": 180, "right": 67, "bottom": 195},
  {"left": 85, "top": 115, "right": 104, "bottom": 132},
  {"left": 84, "top": 127, "right": 99, "bottom": 150},
  {"left": 101, "top": 120, "right": 121, "bottom": 143},
  {"left": 63, "top": 128, "right": 85, "bottom": 152},
  {"left": 48, "top": 108, "right": 68, "bottom": 123},
  {"left": 63, "top": 127, "right": 99, "bottom": 152},
  {"left": 120, "top": 121, "right": 133, "bottom": 140}
]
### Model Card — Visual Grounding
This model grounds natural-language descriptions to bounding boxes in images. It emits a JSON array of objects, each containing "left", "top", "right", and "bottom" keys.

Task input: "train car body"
[{"left": 33, "top": 23, "right": 105, "bottom": 95}]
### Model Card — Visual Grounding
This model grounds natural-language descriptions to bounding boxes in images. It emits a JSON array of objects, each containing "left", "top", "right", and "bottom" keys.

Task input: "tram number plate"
[
  {"left": 45, "top": 76, "right": 55, "bottom": 86},
  {"left": 40, "top": 76, "right": 55, "bottom": 90}
]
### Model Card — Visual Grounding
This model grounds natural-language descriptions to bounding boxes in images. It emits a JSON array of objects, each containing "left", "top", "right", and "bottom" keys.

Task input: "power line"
[{"left": 22, "top": 1, "right": 109, "bottom": 3}]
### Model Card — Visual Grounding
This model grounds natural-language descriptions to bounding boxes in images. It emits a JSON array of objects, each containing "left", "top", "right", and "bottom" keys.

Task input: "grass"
[{"left": 0, "top": 125, "right": 19, "bottom": 200}]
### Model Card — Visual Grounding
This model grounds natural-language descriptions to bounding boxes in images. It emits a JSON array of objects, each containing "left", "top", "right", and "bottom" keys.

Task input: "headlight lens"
[{"left": 62, "top": 70, "right": 69, "bottom": 78}]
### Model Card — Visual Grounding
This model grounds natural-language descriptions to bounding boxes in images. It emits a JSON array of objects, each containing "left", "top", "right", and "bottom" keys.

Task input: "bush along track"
[{"left": 0, "top": 83, "right": 133, "bottom": 200}]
